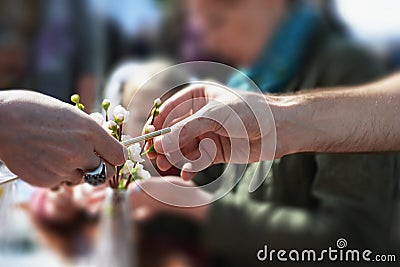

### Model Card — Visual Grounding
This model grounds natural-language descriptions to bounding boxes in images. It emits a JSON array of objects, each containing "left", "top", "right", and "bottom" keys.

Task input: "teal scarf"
[{"left": 227, "top": 3, "right": 318, "bottom": 93}]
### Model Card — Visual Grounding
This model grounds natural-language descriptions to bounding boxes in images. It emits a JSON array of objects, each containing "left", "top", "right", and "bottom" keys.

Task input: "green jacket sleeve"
[{"left": 203, "top": 39, "right": 399, "bottom": 266}]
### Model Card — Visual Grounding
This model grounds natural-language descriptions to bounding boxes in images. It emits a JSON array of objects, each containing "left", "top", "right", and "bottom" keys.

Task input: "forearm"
[{"left": 270, "top": 73, "right": 400, "bottom": 155}]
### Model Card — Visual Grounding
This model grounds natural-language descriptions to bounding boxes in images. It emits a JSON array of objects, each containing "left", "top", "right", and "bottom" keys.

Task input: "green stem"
[{"left": 124, "top": 103, "right": 159, "bottom": 189}]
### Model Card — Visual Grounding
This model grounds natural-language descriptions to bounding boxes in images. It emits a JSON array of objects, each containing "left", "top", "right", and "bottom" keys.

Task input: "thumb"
[
  {"left": 91, "top": 121, "right": 127, "bottom": 166},
  {"left": 153, "top": 111, "right": 218, "bottom": 155}
]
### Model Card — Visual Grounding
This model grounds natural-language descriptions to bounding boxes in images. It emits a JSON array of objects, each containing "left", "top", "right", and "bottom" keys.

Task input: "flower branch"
[{"left": 70, "top": 95, "right": 162, "bottom": 191}]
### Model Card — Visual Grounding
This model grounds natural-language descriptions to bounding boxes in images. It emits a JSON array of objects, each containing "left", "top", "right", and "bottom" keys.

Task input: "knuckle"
[
  {"left": 63, "top": 149, "right": 79, "bottom": 165},
  {"left": 77, "top": 129, "right": 92, "bottom": 142}
]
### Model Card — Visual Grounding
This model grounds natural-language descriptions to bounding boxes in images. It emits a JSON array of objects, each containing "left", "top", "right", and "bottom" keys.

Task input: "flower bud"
[
  {"left": 145, "top": 125, "right": 155, "bottom": 134},
  {"left": 106, "top": 120, "right": 118, "bottom": 131},
  {"left": 102, "top": 99, "right": 111, "bottom": 112},
  {"left": 154, "top": 98, "right": 162, "bottom": 108},
  {"left": 71, "top": 94, "right": 80, "bottom": 104},
  {"left": 113, "top": 105, "right": 130, "bottom": 123}
]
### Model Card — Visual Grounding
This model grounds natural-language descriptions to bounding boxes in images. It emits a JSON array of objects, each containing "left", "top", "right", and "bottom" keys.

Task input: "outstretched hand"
[{"left": 144, "top": 83, "right": 276, "bottom": 181}]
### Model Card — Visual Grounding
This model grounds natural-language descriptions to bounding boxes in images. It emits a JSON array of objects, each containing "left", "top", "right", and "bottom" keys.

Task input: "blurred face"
[{"left": 188, "top": 0, "right": 288, "bottom": 66}]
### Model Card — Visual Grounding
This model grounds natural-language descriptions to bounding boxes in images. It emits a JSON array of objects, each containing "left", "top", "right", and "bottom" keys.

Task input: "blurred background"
[
  {"left": 0, "top": 0, "right": 400, "bottom": 266},
  {"left": 0, "top": 0, "right": 398, "bottom": 109}
]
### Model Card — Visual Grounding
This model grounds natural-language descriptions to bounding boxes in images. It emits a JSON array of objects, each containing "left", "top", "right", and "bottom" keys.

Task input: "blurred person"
[
  {"left": 0, "top": 0, "right": 99, "bottom": 110},
  {"left": 143, "top": 0, "right": 399, "bottom": 265},
  {"left": 33, "top": 0, "right": 97, "bottom": 110},
  {"left": 0, "top": 0, "right": 40, "bottom": 88},
  {"left": 26, "top": 1, "right": 399, "bottom": 266},
  {"left": 157, "top": 0, "right": 213, "bottom": 62}
]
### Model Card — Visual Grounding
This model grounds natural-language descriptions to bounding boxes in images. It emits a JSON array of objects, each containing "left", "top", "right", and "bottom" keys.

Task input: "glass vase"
[{"left": 92, "top": 187, "right": 134, "bottom": 267}]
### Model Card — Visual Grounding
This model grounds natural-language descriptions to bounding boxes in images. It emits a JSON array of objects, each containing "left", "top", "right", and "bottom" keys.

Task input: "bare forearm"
[{"left": 270, "top": 73, "right": 400, "bottom": 156}]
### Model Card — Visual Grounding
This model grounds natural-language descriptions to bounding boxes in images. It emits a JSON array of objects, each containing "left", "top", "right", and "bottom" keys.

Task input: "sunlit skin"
[
  {"left": 150, "top": 73, "right": 400, "bottom": 174},
  {"left": 270, "top": 73, "right": 400, "bottom": 155},
  {"left": 0, "top": 91, "right": 126, "bottom": 187},
  {"left": 32, "top": 73, "right": 400, "bottom": 228}
]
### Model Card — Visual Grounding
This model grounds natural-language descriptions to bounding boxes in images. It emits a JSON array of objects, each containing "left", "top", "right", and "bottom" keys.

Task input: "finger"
[
  {"left": 181, "top": 163, "right": 197, "bottom": 181},
  {"left": 91, "top": 121, "right": 127, "bottom": 166},
  {"left": 78, "top": 152, "right": 103, "bottom": 173},
  {"left": 146, "top": 150, "right": 157, "bottom": 160},
  {"left": 144, "top": 99, "right": 197, "bottom": 160},
  {"left": 154, "top": 113, "right": 216, "bottom": 154},
  {"left": 176, "top": 141, "right": 216, "bottom": 181},
  {"left": 152, "top": 85, "right": 206, "bottom": 129},
  {"left": 65, "top": 169, "right": 85, "bottom": 185},
  {"left": 105, "top": 162, "right": 116, "bottom": 181},
  {"left": 156, "top": 154, "right": 173, "bottom": 171},
  {"left": 144, "top": 140, "right": 157, "bottom": 160},
  {"left": 155, "top": 142, "right": 202, "bottom": 171},
  {"left": 20, "top": 167, "right": 62, "bottom": 188}
]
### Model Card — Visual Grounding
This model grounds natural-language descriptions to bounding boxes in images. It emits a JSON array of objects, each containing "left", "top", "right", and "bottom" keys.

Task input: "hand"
[
  {"left": 145, "top": 83, "right": 276, "bottom": 180},
  {"left": 0, "top": 90, "right": 126, "bottom": 188}
]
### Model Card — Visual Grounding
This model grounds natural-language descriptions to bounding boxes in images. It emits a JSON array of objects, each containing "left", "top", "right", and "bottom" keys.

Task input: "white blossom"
[
  {"left": 136, "top": 163, "right": 151, "bottom": 179},
  {"left": 128, "top": 143, "right": 144, "bottom": 163},
  {"left": 121, "top": 160, "right": 135, "bottom": 176},
  {"left": 154, "top": 98, "right": 162, "bottom": 107},
  {"left": 102, "top": 120, "right": 116, "bottom": 134},
  {"left": 113, "top": 105, "right": 130, "bottom": 123},
  {"left": 145, "top": 125, "right": 155, "bottom": 133},
  {"left": 89, "top": 112, "right": 105, "bottom": 126},
  {"left": 105, "top": 120, "right": 117, "bottom": 130}
]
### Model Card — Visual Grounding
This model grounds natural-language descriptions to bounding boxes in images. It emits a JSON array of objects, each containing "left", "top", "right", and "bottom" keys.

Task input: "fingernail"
[
  {"left": 182, "top": 162, "right": 192, "bottom": 172},
  {"left": 153, "top": 136, "right": 164, "bottom": 152}
]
